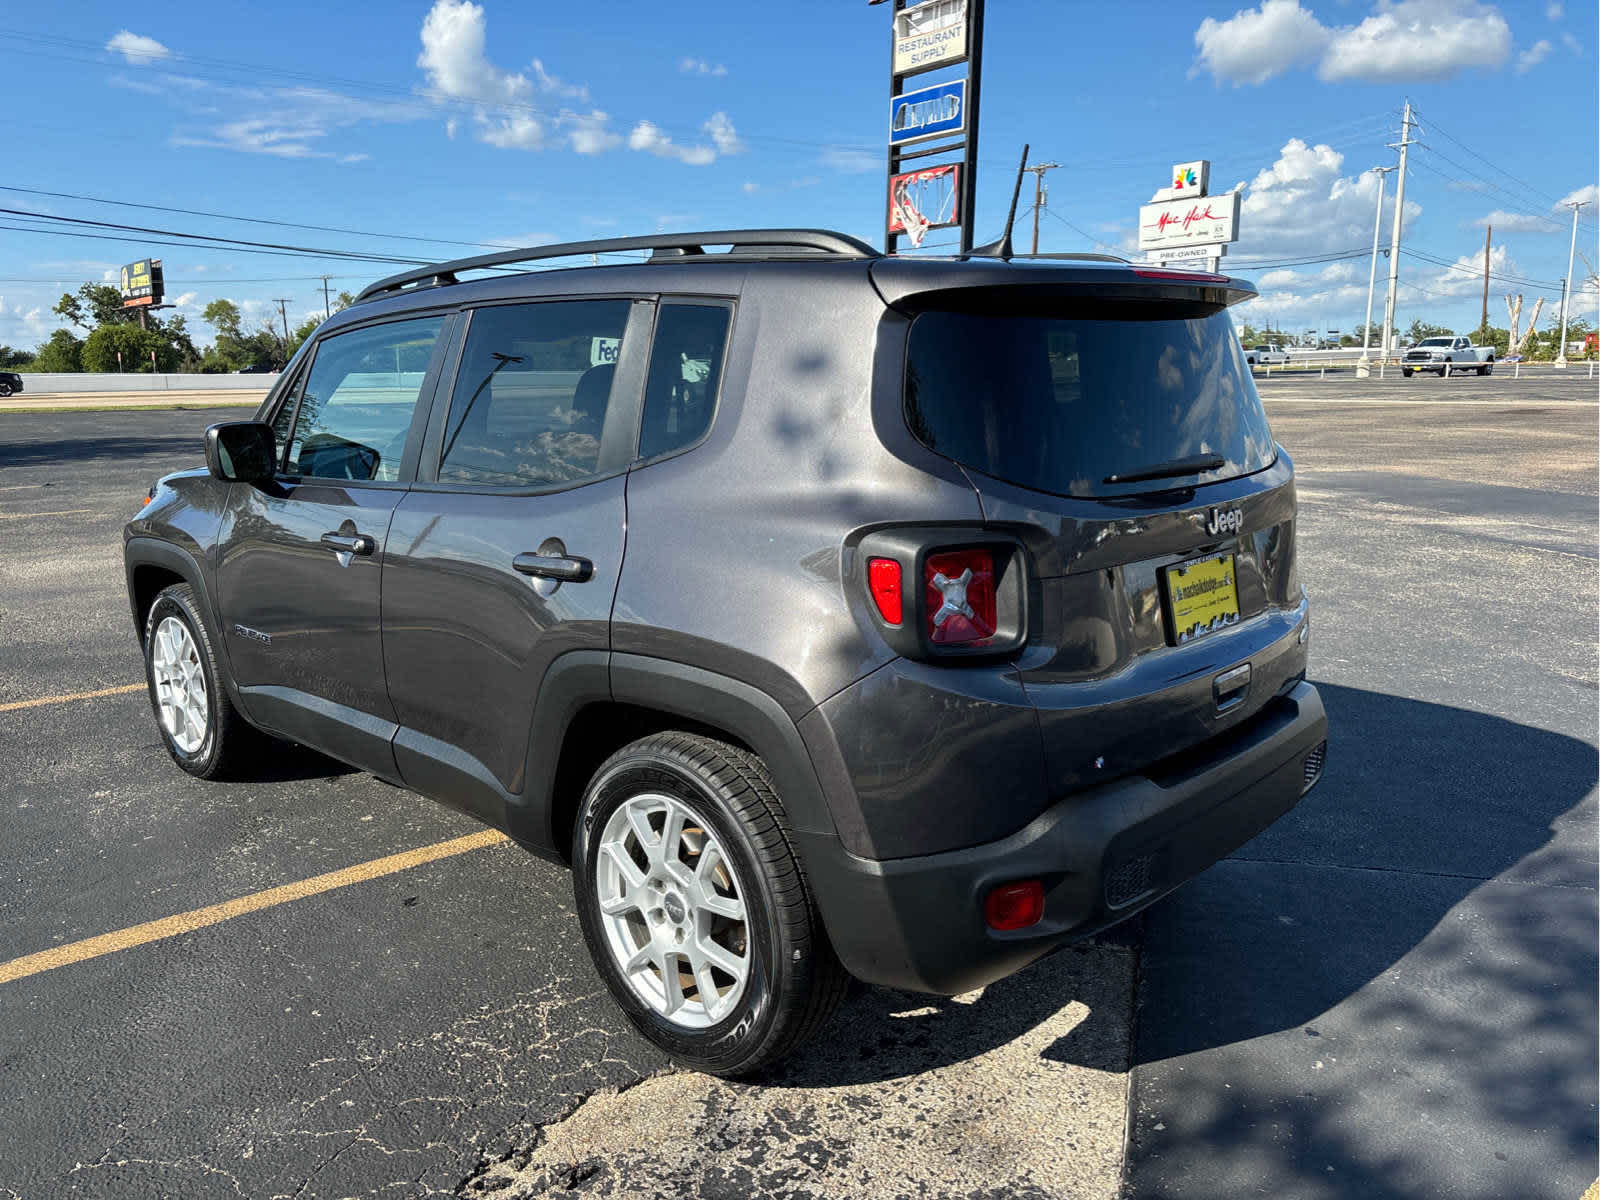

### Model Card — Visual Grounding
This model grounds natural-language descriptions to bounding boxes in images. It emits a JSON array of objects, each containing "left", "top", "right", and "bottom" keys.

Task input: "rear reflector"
[
  {"left": 866, "top": 557, "right": 903, "bottom": 625},
  {"left": 924, "top": 549, "right": 997, "bottom": 645},
  {"left": 985, "top": 880, "right": 1045, "bottom": 931}
]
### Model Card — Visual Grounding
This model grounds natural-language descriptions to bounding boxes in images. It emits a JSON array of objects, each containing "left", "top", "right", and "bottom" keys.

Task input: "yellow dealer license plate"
[{"left": 1163, "top": 553, "right": 1241, "bottom": 644}]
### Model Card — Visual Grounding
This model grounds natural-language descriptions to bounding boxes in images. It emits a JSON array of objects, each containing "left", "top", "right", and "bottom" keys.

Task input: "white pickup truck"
[
  {"left": 1244, "top": 344, "right": 1289, "bottom": 366},
  {"left": 1401, "top": 336, "right": 1495, "bottom": 377}
]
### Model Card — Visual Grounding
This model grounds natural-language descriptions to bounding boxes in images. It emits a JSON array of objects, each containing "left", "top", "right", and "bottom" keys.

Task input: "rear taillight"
[
  {"left": 924, "top": 549, "right": 997, "bottom": 645},
  {"left": 985, "top": 880, "right": 1044, "bottom": 931},
  {"left": 866, "top": 557, "right": 903, "bottom": 625}
]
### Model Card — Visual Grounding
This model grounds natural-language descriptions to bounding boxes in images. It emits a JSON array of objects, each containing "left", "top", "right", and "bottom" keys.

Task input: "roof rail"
[
  {"left": 1002, "top": 251, "right": 1131, "bottom": 264},
  {"left": 354, "top": 228, "right": 879, "bottom": 304}
]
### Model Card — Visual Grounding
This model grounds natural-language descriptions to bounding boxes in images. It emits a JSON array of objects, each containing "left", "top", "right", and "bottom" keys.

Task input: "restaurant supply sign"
[{"left": 893, "top": 0, "right": 968, "bottom": 75}]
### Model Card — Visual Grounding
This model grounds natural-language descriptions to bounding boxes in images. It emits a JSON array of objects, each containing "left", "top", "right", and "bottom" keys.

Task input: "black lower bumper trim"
[{"left": 799, "top": 681, "right": 1328, "bottom": 995}]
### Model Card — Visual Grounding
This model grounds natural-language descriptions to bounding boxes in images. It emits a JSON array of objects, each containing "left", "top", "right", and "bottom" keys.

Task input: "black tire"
[
  {"left": 1481, "top": 362, "right": 1493, "bottom": 376},
  {"left": 572, "top": 732, "right": 848, "bottom": 1077},
  {"left": 1402, "top": 368, "right": 1414, "bottom": 378},
  {"left": 0, "top": 383, "right": 12, "bottom": 397},
  {"left": 142, "top": 583, "right": 260, "bottom": 779}
]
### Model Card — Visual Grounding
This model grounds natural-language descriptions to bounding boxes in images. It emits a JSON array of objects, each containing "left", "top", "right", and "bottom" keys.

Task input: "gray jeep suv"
[{"left": 124, "top": 229, "right": 1327, "bottom": 1076}]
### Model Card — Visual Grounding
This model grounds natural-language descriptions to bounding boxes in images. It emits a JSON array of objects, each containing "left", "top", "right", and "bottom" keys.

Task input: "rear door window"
[
  {"left": 638, "top": 302, "right": 732, "bottom": 461},
  {"left": 286, "top": 316, "right": 444, "bottom": 481},
  {"left": 438, "top": 300, "right": 633, "bottom": 488},
  {"left": 905, "top": 307, "right": 1275, "bottom": 498}
]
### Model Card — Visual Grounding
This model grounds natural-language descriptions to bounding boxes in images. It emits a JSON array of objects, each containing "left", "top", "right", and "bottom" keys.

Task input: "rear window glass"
[{"left": 905, "top": 308, "right": 1275, "bottom": 498}]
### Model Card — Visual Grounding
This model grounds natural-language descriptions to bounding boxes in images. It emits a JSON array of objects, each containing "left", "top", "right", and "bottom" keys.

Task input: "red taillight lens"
[
  {"left": 985, "top": 880, "right": 1044, "bottom": 931},
  {"left": 924, "top": 549, "right": 997, "bottom": 645},
  {"left": 866, "top": 557, "right": 903, "bottom": 625}
]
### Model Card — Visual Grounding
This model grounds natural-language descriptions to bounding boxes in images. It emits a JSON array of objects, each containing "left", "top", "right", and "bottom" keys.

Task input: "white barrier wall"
[{"left": 8, "top": 373, "right": 276, "bottom": 393}]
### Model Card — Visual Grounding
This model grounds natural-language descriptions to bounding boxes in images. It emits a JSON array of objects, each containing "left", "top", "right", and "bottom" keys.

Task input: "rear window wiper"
[{"left": 1103, "top": 453, "right": 1226, "bottom": 485}]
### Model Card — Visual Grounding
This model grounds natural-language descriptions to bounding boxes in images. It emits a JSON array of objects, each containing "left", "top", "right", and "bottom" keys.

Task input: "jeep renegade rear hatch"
[{"left": 898, "top": 286, "right": 1275, "bottom": 499}]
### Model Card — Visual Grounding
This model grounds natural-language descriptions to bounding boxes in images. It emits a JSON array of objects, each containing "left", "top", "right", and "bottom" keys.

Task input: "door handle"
[
  {"left": 320, "top": 531, "right": 376, "bottom": 556},
  {"left": 513, "top": 552, "right": 594, "bottom": 583}
]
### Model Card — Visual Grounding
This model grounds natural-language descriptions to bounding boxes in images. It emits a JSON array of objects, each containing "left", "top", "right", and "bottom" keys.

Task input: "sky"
[{"left": 0, "top": 0, "right": 1595, "bottom": 350}]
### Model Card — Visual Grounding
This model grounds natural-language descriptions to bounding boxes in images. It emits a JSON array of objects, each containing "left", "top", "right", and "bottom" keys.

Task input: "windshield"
[
  {"left": 1417, "top": 337, "right": 1455, "bottom": 347},
  {"left": 904, "top": 306, "right": 1276, "bottom": 499}
]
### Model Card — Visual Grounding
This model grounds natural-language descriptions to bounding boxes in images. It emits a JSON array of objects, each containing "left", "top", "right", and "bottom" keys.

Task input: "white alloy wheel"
[
  {"left": 151, "top": 615, "right": 208, "bottom": 754},
  {"left": 594, "top": 790, "right": 751, "bottom": 1030}
]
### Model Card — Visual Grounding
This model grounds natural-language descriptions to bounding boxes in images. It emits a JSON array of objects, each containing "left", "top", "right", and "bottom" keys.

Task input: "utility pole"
[
  {"left": 1379, "top": 100, "right": 1416, "bottom": 359},
  {"left": 1479, "top": 224, "right": 1491, "bottom": 336},
  {"left": 1023, "top": 161, "right": 1060, "bottom": 255},
  {"left": 1554, "top": 199, "right": 1588, "bottom": 367},
  {"left": 1358, "top": 165, "right": 1396, "bottom": 375},
  {"left": 273, "top": 299, "right": 291, "bottom": 355},
  {"left": 320, "top": 275, "right": 333, "bottom": 321}
]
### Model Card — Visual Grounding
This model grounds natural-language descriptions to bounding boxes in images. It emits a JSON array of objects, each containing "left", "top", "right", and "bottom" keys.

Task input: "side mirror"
[{"left": 204, "top": 422, "right": 277, "bottom": 483}]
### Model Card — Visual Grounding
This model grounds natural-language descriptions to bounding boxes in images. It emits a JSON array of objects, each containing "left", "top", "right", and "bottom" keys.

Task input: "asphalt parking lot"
[{"left": 1, "top": 374, "right": 1595, "bottom": 1199}]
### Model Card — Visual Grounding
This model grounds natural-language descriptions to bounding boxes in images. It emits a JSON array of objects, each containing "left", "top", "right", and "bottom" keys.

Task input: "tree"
[
  {"left": 33, "top": 329, "right": 83, "bottom": 372},
  {"left": 202, "top": 298, "right": 244, "bottom": 341},
  {"left": 1406, "top": 319, "right": 1452, "bottom": 343},
  {"left": 83, "top": 322, "right": 176, "bottom": 372},
  {"left": 285, "top": 315, "right": 322, "bottom": 360},
  {"left": 0, "top": 344, "right": 34, "bottom": 368},
  {"left": 54, "top": 282, "right": 134, "bottom": 332}
]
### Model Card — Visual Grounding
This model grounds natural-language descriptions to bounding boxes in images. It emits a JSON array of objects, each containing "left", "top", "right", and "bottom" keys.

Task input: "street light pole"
[
  {"left": 1379, "top": 101, "right": 1416, "bottom": 360},
  {"left": 1554, "top": 200, "right": 1588, "bottom": 368},
  {"left": 1358, "top": 165, "right": 1396, "bottom": 377}
]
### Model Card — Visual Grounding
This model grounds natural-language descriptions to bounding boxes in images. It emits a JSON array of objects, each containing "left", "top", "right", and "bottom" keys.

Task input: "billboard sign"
[
  {"left": 1167, "top": 161, "right": 1210, "bottom": 200},
  {"left": 119, "top": 258, "right": 164, "bottom": 308},
  {"left": 893, "top": 0, "right": 968, "bottom": 76},
  {"left": 1137, "top": 191, "right": 1241, "bottom": 252},
  {"left": 888, "top": 163, "right": 960, "bottom": 246},
  {"left": 889, "top": 79, "right": 966, "bottom": 146}
]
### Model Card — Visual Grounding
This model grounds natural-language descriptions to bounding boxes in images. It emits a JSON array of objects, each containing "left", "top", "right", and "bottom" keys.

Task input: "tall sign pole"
[
  {"left": 1554, "top": 199, "right": 1588, "bottom": 367},
  {"left": 1379, "top": 100, "right": 1416, "bottom": 359},
  {"left": 880, "top": 0, "right": 982, "bottom": 254},
  {"left": 1358, "top": 165, "right": 1395, "bottom": 376}
]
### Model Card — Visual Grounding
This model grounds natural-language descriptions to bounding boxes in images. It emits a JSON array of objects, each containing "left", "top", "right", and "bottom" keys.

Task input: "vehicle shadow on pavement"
[
  {"left": 1120, "top": 681, "right": 1597, "bottom": 1199},
  {"left": 765, "top": 940, "right": 1133, "bottom": 1089}
]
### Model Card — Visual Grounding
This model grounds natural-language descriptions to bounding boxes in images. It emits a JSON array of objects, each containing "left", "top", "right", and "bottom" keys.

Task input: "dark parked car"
[
  {"left": 0, "top": 371, "right": 22, "bottom": 396},
  {"left": 124, "top": 229, "right": 1326, "bottom": 1075}
]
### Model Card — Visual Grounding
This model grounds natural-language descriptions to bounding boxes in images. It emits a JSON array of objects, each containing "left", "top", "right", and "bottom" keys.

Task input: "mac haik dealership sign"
[{"left": 1137, "top": 190, "right": 1241, "bottom": 252}]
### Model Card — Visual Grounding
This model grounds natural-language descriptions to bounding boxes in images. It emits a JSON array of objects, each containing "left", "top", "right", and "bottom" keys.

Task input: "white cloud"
[
  {"left": 1320, "top": 0, "right": 1512, "bottom": 82},
  {"left": 704, "top": 112, "right": 743, "bottom": 155},
  {"left": 1557, "top": 184, "right": 1598, "bottom": 208},
  {"left": 173, "top": 292, "right": 198, "bottom": 308},
  {"left": 679, "top": 57, "right": 728, "bottom": 76},
  {"left": 1233, "top": 138, "right": 1420, "bottom": 259},
  {"left": 628, "top": 120, "right": 716, "bottom": 166},
  {"left": 1547, "top": 1, "right": 1563, "bottom": 17},
  {"left": 106, "top": 30, "right": 171, "bottom": 65},
  {"left": 477, "top": 113, "right": 547, "bottom": 150},
  {"left": 1515, "top": 39, "right": 1552, "bottom": 72},
  {"left": 170, "top": 89, "right": 421, "bottom": 161},
  {"left": 1424, "top": 243, "right": 1521, "bottom": 297},
  {"left": 819, "top": 145, "right": 880, "bottom": 174},
  {"left": 743, "top": 181, "right": 762, "bottom": 195},
  {"left": 1193, "top": 0, "right": 1513, "bottom": 85},
  {"left": 532, "top": 59, "right": 589, "bottom": 101},
  {"left": 1193, "top": 0, "right": 1329, "bottom": 85},
  {"left": 566, "top": 109, "right": 621, "bottom": 155},
  {"left": 1472, "top": 209, "right": 1560, "bottom": 232},
  {"left": 418, "top": 0, "right": 531, "bottom": 106},
  {"left": 1562, "top": 31, "right": 1583, "bottom": 53}
]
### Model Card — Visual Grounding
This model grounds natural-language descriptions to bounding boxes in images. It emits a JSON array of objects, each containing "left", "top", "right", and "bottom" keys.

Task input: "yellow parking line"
[
  {"left": 0, "top": 508, "right": 94, "bottom": 519},
  {"left": 0, "top": 683, "right": 145, "bottom": 713},
  {"left": 0, "top": 829, "right": 510, "bottom": 986}
]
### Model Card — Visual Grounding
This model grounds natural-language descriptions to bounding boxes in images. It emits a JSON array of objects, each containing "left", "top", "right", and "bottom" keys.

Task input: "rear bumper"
[{"left": 799, "top": 680, "right": 1327, "bottom": 995}]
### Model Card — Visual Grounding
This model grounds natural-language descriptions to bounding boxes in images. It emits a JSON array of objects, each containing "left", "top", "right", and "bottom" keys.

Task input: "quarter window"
[
  {"left": 638, "top": 303, "right": 731, "bottom": 461},
  {"left": 285, "top": 317, "right": 444, "bottom": 481},
  {"left": 439, "top": 300, "right": 633, "bottom": 488}
]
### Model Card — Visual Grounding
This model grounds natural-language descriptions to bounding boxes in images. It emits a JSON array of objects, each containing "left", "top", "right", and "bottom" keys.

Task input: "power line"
[
  {"left": 1411, "top": 104, "right": 1598, "bottom": 228},
  {"left": 0, "top": 184, "right": 519, "bottom": 252}
]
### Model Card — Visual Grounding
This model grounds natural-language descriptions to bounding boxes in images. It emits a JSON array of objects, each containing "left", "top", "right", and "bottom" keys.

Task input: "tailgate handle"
[{"left": 1213, "top": 663, "right": 1251, "bottom": 712}]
